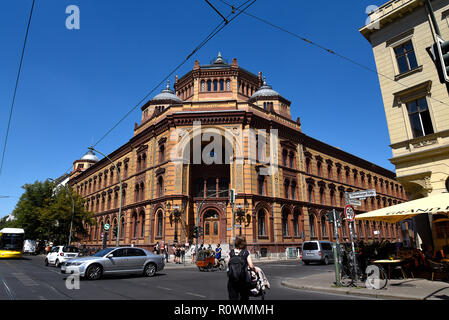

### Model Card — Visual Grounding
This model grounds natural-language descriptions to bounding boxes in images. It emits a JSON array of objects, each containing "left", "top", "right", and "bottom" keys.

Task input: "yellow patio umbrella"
[{"left": 354, "top": 192, "right": 449, "bottom": 223}]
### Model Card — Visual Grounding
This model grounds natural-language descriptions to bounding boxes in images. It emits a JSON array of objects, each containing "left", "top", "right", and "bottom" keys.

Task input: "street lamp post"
[
  {"left": 48, "top": 178, "right": 74, "bottom": 246},
  {"left": 88, "top": 147, "right": 123, "bottom": 247}
]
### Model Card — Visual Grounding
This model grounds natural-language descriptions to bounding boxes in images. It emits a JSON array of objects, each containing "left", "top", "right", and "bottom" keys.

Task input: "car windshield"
[{"left": 93, "top": 248, "right": 114, "bottom": 257}]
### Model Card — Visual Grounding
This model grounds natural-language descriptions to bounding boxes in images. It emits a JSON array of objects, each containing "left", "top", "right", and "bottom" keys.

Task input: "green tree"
[
  {"left": 11, "top": 180, "right": 95, "bottom": 244},
  {"left": 12, "top": 180, "right": 54, "bottom": 240},
  {"left": 44, "top": 187, "right": 95, "bottom": 244}
]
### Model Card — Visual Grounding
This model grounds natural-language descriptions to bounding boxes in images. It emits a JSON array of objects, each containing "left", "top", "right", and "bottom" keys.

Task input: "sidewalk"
[{"left": 281, "top": 271, "right": 449, "bottom": 300}]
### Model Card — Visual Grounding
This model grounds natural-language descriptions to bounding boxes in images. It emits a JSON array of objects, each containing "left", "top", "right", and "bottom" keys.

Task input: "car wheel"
[
  {"left": 55, "top": 260, "right": 60, "bottom": 268},
  {"left": 44, "top": 259, "right": 49, "bottom": 266},
  {"left": 144, "top": 263, "right": 156, "bottom": 277},
  {"left": 323, "top": 256, "right": 329, "bottom": 265},
  {"left": 86, "top": 264, "right": 102, "bottom": 280}
]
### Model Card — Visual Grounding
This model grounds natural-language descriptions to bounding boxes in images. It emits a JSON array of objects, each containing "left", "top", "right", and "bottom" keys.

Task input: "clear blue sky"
[{"left": 0, "top": 0, "right": 390, "bottom": 218}]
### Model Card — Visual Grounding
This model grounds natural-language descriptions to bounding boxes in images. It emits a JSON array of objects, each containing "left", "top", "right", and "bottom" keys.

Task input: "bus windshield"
[{"left": 0, "top": 233, "right": 24, "bottom": 251}]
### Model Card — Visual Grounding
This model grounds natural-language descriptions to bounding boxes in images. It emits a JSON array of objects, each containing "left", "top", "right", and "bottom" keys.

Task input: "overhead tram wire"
[
  {"left": 92, "top": 0, "right": 257, "bottom": 149},
  {"left": 218, "top": 0, "right": 449, "bottom": 109},
  {"left": 0, "top": 0, "right": 35, "bottom": 176}
]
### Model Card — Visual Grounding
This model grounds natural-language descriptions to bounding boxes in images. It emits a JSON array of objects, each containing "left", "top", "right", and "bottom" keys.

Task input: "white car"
[{"left": 45, "top": 246, "right": 80, "bottom": 267}]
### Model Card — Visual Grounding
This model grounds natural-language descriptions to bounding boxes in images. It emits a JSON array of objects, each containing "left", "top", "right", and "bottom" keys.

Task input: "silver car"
[{"left": 60, "top": 247, "right": 165, "bottom": 280}]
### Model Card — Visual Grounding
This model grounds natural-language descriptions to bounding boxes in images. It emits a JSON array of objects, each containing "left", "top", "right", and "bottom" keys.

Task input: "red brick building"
[{"left": 69, "top": 53, "right": 408, "bottom": 256}]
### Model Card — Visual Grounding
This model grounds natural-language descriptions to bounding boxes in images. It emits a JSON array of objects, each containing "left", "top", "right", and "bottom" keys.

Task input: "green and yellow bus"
[{"left": 0, "top": 228, "right": 25, "bottom": 258}]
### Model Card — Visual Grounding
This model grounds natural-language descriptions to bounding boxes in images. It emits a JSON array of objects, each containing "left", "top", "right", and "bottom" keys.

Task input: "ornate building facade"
[
  {"left": 69, "top": 54, "right": 408, "bottom": 255},
  {"left": 360, "top": 0, "right": 449, "bottom": 250}
]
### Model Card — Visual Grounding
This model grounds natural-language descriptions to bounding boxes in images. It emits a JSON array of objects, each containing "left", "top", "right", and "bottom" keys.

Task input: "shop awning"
[{"left": 354, "top": 192, "right": 449, "bottom": 223}]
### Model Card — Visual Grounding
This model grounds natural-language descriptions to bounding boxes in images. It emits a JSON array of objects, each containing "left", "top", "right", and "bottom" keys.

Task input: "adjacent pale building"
[{"left": 360, "top": 0, "right": 449, "bottom": 250}]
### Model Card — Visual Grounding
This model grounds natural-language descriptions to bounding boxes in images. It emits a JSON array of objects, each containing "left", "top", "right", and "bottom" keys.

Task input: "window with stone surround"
[
  {"left": 394, "top": 40, "right": 418, "bottom": 74},
  {"left": 406, "top": 97, "right": 434, "bottom": 138},
  {"left": 257, "top": 209, "right": 267, "bottom": 236}
]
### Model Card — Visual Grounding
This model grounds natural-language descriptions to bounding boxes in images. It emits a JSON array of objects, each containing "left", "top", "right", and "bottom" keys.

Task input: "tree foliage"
[{"left": 9, "top": 180, "right": 94, "bottom": 245}]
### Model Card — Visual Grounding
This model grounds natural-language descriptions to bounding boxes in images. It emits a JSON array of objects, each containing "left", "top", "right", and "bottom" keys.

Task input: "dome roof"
[
  {"left": 81, "top": 150, "right": 99, "bottom": 162},
  {"left": 249, "top": 77, "right": 280, "bottom": 101},
  {"left": 151, "top": 80, "right": 182, "bottom": 104}
]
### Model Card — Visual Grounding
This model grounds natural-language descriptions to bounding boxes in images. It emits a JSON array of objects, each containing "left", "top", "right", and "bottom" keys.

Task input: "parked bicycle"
[{"left": 339, "top": 247, "right": 388, "bottom": 290}]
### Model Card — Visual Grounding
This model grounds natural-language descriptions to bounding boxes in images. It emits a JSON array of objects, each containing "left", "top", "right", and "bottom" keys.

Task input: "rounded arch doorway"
[{"left": 203, "top": 210, "right": 220, "bottom": 244}]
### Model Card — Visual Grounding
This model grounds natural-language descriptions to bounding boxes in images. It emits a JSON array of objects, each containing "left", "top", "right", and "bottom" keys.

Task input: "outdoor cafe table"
[{"left": 373, "top": 259, "right": 404, "bottom": 279}]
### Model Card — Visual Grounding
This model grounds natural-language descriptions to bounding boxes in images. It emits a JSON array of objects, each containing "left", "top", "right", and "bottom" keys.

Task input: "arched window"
[
  {"left": 258, "top": 175, "right": 265, "bottom": 196},
  {"left": 158, "top": 176, "right": 164, "bottom": 197},
  {"left": 201, "top": 80, "right": 205, "bottom": 92},
  {"left": 157, "top": 211, "right": 163, "bottom": 237},
  {"left": 282, "top": 149, "right": 288, "bottom": 166},
  {"left": 319, "top": 188, "right": 325, "bottom": 204},
  {"left": 207, "top": 80, "right": 211, "bottom": 91},
  {"left": 112, "top": 218, "right": 117, "bottom": 239},
  {"left": 219, "top": 79, "right": 224, "bottom": 91},
  {"left": 293, "top": 210, "right": 301, "bottom": 237},
  {"left": 308, "top": 185, "right": 314, "bottom": 203},
  {"left": 132, "top": 213, "right": 138, "bottom": 239},
  {"left": 282, "top": 209, "right": 289, "bottom": 237},
  {"left": 309, "top": 214, "right": 316, "bottom": 238},
  {"left": 291, "top": 181, "right": 297, "bottom": 200},
  {"left": 159, "top": 144, "right": 165, "bottom": 163},
  {"left": 321, "top": 215, "right": 327, "bottom": 237},
  {"left": 284, "top": 180, "right": 290, "bottom": 199},
  {"left": 213, "top": 79, "right": 218, "bottom": 91},
  {"left": 226, "top": 79, "right": 230, "bottom": 91},
  {"left": 258, "top": 209, "right": 266, "bottom": 236},
  {"left": 140, "top": 211, "right": 145, "bottom": 238},
  {"left": 306, "top": 158, "right": 311, "bottom": 173},
  {"left": 118, "top": 218, "right": 124, "bottom": 239}
]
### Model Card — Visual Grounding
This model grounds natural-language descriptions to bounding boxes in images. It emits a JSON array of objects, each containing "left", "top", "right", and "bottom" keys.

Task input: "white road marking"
[
  {"left": 185, "top": 292, "right": 206, "bottom": 298},
  {"left": 156, "top": 286, "right": 173, "bottom": 291},
  {"left": 12, "top": 273, "right": 39, "bottom": 286}
]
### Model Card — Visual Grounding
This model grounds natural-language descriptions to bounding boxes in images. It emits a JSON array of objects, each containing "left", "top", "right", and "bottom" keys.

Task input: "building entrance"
[{"left": 203, "top": 210, "right": 220, "bottom": 244}]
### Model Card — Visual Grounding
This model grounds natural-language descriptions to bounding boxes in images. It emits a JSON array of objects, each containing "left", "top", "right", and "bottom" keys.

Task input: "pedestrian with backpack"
[{"left": 226, "top": 236, "right": 256, "bottom": 300}]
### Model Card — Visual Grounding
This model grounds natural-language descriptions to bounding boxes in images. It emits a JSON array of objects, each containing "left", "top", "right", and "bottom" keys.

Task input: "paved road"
[{"left": 0, "top": 255, "right": 377, "bottom": 300}]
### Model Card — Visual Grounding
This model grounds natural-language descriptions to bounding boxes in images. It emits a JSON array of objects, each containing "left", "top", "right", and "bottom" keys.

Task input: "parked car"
[
  {"left": 23, "top": 239, "right": 37, "bottom": 255},
  {"left": 45, "top": 246, "right": 80, "bottom": 267},
  {"left": 60, "top": 247, "right": 165, "bottom": 280},
  {"left": 301, "top": 241, "right": 334, "bottom": 265}
]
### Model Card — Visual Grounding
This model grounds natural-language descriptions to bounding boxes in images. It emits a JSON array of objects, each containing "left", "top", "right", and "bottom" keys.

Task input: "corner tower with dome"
[{"left": 69, "top": 53, "right": 408, "bottom": 256}]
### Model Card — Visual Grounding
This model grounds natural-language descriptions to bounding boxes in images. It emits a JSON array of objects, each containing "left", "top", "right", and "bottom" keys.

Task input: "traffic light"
[
  {"left": 436, "top": 36, "right": 449, "bottom": 82},
  {"left": 112, "top": 226, "right": 118, "bottom": 238},
  {"left": 229, "top": 189, "right": 236, "bottom": 204},
  {"left": 198, "top": 226, "right": 203, "bottom": 237},
  {"left": 193, "top": 226, "right": 198, "bottom": 238}
]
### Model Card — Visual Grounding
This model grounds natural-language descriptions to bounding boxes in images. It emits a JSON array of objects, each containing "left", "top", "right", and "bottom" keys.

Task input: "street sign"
[
  {"left": 346, "top": 198, "right": 361, "bottom": 206},
  {"left": 104, "top": 223, "right": 110, "bottom": 231},
  {"left": 344, "top": 205, "right": 355, "bottom": 222},
  {"left": 348, "top": 189, "right": 376, "bottom": 199}
]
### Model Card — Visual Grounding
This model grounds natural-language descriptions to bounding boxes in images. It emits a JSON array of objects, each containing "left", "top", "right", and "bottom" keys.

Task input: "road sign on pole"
[
  {"left": 347, "top": 189, "right": 376, "bottom": 199},
  {"left": 346, "top": 198, "right": 361, "bottom": 206},
  {"left": 344, "top": 205, "right": 355, "bottom": 222}
]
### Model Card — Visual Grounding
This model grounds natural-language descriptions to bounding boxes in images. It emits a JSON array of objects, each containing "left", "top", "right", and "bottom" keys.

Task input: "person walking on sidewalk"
[
  {"left": 226, "top": 236, "right": 255, "bottom": 301},
  {"left": 190, "top": 245, "right": 196, "bottom": 263}
]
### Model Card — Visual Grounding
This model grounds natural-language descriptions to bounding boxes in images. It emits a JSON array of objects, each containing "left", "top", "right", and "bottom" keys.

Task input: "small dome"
[
  {"left": 249, "top": 77, "right": 280, "bottom": 101},
  {"left": 151, "top": 80, "right": 182, "bottom": 104},
  {"left": 81, "top": 150, "right": 99, "bottom": 162}
]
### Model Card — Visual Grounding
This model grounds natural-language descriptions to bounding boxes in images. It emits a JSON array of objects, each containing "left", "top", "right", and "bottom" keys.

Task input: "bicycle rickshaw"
[{"left": 196, "top": 249, "right": 225, "bottom": 271}]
